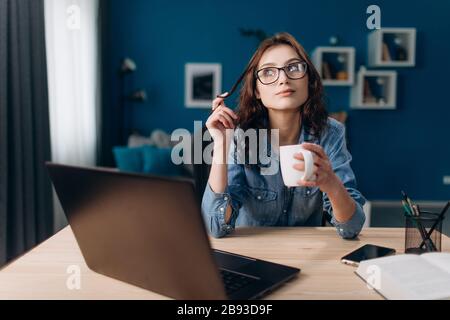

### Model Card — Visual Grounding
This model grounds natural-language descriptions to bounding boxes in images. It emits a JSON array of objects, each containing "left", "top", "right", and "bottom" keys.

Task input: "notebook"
[{"left": 356, "top": 252, "right": 450, "bottom": 300}]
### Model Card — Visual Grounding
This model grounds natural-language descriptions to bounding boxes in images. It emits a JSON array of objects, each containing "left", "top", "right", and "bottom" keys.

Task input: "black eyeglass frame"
[{"left": 254, "top": 61, "right": 308, "bottom": 85}]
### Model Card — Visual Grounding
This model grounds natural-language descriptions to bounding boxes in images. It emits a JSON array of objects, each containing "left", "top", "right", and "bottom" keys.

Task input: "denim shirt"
[{"left": 201, "top": 117, "right": 366, "bottom": 239}]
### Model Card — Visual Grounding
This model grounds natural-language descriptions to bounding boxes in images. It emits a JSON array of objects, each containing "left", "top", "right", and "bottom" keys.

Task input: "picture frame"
[{"left": 185, "top": 63, "right": 222, "bottom": 108}]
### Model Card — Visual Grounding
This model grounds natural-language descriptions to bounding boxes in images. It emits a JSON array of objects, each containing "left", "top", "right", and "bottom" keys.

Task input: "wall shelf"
[
  {"left": 368, "top": 28, "right": 416, "bottom": 67},
  {"left": 350, "top": 67, "right": 397, "bottom": 109},
  {"left": 312, "top": 47, "right": 355, "bottom": 86}
]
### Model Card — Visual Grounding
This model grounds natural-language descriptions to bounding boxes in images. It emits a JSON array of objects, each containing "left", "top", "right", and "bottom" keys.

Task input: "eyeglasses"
[
  {"left": 216, "top": 61, "right": 307, "bottom": 100},
  {"left": 255, "top": 61, "right": 307, "bottom": 85}
]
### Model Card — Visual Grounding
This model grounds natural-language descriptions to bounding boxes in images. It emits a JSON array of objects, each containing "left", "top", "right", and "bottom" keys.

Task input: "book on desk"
[{"left": 356, "top": 252, "right": 450, "bottom": 300}]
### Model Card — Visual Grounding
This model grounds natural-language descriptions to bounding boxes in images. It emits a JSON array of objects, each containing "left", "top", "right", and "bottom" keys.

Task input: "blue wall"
[{"left": 103, "top": 0, "right": 450, "bottom": 200}]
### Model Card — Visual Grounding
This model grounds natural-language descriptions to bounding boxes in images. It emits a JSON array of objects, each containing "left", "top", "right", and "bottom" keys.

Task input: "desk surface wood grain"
[{"left": 0, "top": 226, "right": 448, "bottom": 300}]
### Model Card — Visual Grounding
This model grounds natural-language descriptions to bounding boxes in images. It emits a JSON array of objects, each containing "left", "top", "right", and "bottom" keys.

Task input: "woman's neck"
[{"left": 268, "top": 108, "right": 302, "bottom": 146}]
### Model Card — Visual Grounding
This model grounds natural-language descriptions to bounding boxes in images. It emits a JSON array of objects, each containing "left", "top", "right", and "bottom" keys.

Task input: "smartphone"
[{"left": 341, "top": 244, "right": 396, "bottom": 266}]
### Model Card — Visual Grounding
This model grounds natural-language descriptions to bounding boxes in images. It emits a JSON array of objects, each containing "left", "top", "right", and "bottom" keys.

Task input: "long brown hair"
[{"left": 237, "top": 32, "right": 328, "bottom": 138}]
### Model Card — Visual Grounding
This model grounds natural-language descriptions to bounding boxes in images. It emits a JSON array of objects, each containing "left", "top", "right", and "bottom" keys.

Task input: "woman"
[{"left": 201, "top": 32, "right": 366, "bottom": 239}]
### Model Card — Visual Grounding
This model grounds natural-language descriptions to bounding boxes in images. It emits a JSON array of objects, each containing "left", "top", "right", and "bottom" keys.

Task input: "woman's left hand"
[{"left": 293, "top": 142, "right": 340, "bottom": 194}]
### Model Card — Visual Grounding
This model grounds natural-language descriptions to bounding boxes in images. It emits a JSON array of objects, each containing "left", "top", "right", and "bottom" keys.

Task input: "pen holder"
[{"left": 404, "top": 211, "right": 443, "bottom": 254}]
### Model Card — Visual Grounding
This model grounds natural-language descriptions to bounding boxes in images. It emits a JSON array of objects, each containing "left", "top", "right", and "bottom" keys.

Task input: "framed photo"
[{"left": 185, "top": 63, "right": 222, "bottom": 108}]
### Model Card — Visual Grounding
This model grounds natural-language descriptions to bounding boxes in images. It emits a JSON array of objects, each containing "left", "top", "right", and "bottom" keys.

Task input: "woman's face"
[{"left": 255, "top": 44, "right": 309, "bottom": 112}]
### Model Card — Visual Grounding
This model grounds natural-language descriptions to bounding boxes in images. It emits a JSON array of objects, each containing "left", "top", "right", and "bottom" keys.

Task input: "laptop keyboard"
[{"left": 219, "top": 269, "right": 257, "bottom": 295}]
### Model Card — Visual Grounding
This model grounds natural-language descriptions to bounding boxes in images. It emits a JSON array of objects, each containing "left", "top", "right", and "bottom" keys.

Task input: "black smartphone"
[{"left": 341, "top": 244, "right": 396, "bottom": 266}]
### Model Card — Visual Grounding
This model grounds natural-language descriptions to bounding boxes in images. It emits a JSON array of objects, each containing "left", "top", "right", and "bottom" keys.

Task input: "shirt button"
[
  {"left": 306, "top": 190, "right": 311, "bottom": 195},
  {"left": 257, "top": 195, "right": 262, "bottom": 200},
  {"left": 220, "top": 207, "right": 224, "bottom": 211},
  {"left": 224, "top": 196, "right": 228, "bottom": 201},
  {"left": 283, "top": 209, "right": 287, "bottom": 214}
]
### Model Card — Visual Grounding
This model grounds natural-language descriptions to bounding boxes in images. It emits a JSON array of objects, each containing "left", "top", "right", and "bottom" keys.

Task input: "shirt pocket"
[
  {"left": 293, "top": 186, "right": 320, "bottom": 198},
  {"left": 243, "top": 187, "right": 278, "bottom": 225},
  {"left": 291, "top": 187, "right": 322, "bottom": 225}
]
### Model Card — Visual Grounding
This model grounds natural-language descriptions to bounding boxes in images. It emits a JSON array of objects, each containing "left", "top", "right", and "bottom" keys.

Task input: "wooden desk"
[{"left": 0, "top": 226, "right": 448, "bottom": 300}]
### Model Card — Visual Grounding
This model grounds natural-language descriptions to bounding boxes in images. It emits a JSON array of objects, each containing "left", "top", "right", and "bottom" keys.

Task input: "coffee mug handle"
[{"left": 300, "top": 149, "right": 314, "bottom": 181}]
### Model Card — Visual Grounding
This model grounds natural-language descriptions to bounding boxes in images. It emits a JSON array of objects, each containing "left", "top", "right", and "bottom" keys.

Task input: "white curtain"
[{"left": 44, "top": 0, "right": 100, "bottom": 232}]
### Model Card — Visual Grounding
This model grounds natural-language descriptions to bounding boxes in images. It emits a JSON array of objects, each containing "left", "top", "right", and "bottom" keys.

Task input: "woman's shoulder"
[
  {"left": 319, "top": 117, "right": 346, "bottom": 147},
  {"left": 325, "top": 117, "right": 345, "bottom": 135}
]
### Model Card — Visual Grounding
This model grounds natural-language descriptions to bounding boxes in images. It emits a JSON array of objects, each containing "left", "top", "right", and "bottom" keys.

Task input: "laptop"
[{"left": 46, "top": 162, "right": 300, "bottom": 300}]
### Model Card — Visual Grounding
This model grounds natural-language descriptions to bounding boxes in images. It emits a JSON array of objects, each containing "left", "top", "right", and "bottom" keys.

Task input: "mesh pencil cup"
[{"left": 404, "top": 211, "right": 443, "bottom": 254}]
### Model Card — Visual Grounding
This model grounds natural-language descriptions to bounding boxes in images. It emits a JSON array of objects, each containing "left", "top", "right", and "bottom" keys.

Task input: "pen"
[
  {"left": 401, "top": 199, "right": 413, "bottom": 216},
  {"left": 402, "top": 191, "right": 417, "bottom": 216},
  {"left": 412, "top": 204, "right": 420, "bottom": 217}
]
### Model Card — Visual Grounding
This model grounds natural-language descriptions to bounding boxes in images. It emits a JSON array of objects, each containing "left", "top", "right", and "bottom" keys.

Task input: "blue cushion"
[
  {"left": 112, "top": 146, "right": 144, "bottom": 173},
  {"left": 142, "top": 145, "right": 185, "bottom": 176}
]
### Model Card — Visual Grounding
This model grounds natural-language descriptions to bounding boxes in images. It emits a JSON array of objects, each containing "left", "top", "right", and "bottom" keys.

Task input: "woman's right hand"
[{"left": 205, "top": 94, "right": 238, "bottom": 144}]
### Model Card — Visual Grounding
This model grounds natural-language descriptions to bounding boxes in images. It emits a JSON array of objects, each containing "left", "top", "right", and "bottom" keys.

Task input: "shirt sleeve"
[
  {"left": 201, "top": 140, "right": 247, "bottom": 238},
  {"left": 322, "top": 123, "right": 366, "bottom": 239}
]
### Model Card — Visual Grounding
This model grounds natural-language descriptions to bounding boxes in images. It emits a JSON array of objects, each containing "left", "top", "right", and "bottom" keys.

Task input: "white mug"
[{"left": 279, "top": 144, "right": 316, "bottom": 187}]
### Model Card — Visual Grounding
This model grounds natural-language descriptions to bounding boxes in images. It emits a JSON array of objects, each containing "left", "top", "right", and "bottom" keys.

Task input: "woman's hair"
[{"left": 237, "top": 32, "right": 328, "bottom": 138}]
